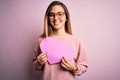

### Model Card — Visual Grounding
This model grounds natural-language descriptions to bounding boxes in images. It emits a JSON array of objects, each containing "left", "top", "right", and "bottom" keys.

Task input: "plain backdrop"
[{"left": 0, "top": 0, "right": 120, "bottom": 80}]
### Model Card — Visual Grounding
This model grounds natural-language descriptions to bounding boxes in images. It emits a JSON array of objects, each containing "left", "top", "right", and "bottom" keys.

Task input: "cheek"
[
  {"left": 49, "top": 19, "right": 53, "bottom": 25},
  {"left": 62, "top": 16, "right": 67, "bottom": 22},
  {"left": 61, "top": 18, "right": 67, "bottom": 24}
]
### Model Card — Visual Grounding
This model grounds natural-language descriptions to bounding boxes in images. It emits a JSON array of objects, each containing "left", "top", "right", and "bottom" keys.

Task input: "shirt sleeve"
[
  {"left": 32, "top": 37, "right": 44, "bottom": 71},
  {"left": 73, "top": 40, "right": 88, "bottom": 76}
]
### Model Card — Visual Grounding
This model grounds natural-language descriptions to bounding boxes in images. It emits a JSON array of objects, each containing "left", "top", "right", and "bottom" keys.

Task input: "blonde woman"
[{"left": 33, "top": 1, "right": 88, "bottom": 80}]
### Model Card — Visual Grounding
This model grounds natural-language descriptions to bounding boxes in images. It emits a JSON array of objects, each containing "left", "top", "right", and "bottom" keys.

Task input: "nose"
[{"left": 54, "top": 14, "right": 58, "bottom": 20}]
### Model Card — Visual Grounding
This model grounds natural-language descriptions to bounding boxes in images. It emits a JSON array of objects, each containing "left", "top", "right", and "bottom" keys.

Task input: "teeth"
[{"left": 54, "top": 22, "right": 59, "bottom": 25}]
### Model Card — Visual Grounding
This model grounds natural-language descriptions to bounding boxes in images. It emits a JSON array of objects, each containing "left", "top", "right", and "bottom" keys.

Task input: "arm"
[
  {"left": 61, "top": 40, "right": 88, "bottom": 76},
  {"left": 73, "top": 40, "right": 88, "bottom": 76},
  {"left": 32, "top": 37, "right": 44, "bottom": 70}
]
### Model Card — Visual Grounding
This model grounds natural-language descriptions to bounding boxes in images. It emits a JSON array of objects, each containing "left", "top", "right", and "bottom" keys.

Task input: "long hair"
[{"left": 40, "top": 1, "right": 72, "bottom": 38}]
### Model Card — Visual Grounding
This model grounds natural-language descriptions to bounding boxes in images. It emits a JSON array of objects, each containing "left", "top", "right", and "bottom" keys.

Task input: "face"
[{"left": 48, "top": 5, "right": 67, "bottom": 30}]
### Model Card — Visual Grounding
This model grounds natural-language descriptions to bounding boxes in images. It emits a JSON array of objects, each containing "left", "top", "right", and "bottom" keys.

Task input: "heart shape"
[{"left": 40, "top": 37, "right": 74, "bottom": 64}]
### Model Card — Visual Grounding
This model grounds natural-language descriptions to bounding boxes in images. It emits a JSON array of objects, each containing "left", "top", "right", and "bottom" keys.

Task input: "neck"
[{"left": 53, "top": 28, "right": 66, "bottom": 36}]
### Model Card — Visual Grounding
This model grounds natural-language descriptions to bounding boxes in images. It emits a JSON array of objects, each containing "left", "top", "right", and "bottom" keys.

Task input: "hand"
[
  {"left": 61, "top": 57, "right": 78, "bottom": 72},
  {"left": 37, "top": 53, "right": 47, "bottom": 65}
]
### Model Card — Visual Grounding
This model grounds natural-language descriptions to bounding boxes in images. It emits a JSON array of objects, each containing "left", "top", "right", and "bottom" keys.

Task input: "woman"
[{"left": 33, "top": 1, "right": 88, "bottom": 80}]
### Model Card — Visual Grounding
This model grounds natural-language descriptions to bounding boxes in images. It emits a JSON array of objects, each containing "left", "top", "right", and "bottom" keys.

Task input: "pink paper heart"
[{"left": 40, "top": 37, "right": 74, "bottom": 64}]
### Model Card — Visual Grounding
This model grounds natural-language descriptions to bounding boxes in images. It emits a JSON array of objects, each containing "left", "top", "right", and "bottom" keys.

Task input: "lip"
[
  {"left": 53, "top": 22, "right": 60, "bottom": 25},
  {"left": 54, "top": 24, "right": 59, "bottom": 26}
]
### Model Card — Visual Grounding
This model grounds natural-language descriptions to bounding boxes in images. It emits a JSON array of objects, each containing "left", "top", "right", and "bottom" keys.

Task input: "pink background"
[{"left": 0, "top": 0, "right": 120, "bottom": 80}]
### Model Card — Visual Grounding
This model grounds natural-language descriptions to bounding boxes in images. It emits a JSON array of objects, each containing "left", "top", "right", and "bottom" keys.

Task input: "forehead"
[{"left": 50, "top": 5, "right": 64, "bottom": 13}]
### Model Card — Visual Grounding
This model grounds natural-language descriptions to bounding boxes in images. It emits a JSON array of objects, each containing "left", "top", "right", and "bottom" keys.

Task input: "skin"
[
  {"left": 37, "top": 5, "right": 77, "bottom": 72},
  {"left": 49, "top": 5, "right": 67, "bottom": 36}
]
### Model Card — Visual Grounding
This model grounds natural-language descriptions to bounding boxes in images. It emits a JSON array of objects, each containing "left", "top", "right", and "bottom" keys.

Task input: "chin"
[{"left": 53, "top": 25, "right": 61, "bottom": 29}]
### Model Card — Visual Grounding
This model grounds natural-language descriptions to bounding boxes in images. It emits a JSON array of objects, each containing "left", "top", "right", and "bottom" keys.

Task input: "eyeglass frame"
[{"left": 48, "top": 12, "right": 65, "bottom": 19}]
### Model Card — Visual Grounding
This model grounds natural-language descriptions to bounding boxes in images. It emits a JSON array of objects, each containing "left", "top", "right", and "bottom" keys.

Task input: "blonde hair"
[{"left": 40, "top": 1, "right": 72, "bottom": 38}]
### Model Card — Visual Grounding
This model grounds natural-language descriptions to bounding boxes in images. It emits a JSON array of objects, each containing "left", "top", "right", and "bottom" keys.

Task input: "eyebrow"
[{"left": 49, "top": 11, "right": 64, "bottom": 14}]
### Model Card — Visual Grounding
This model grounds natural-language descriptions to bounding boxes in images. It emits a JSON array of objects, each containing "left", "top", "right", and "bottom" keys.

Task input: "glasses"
[{"left": 49, "top": 12, "right": 65, "bottom": 19}]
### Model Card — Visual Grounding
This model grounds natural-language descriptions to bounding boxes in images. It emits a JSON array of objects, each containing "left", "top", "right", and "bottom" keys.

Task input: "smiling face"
[{"left": 48, "top": 5, "right": 67, "bottom": 31}]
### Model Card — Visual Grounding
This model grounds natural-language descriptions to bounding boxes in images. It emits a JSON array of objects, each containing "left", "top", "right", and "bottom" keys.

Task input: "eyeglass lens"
[{"left": 49, "top": 12, "right": 64, "bottom": 18}]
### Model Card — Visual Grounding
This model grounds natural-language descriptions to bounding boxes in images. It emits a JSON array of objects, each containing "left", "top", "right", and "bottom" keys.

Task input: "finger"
[
  {"left": 62, "top": 58, "right": 69, "bottom": 65},
  {"left": 62, "top": 57, "right": 68, "bottom": 63},
  {"left": 62, "top": 57, "right": 67, "bottom": 63},
  {"left": 61, "top": 59, "right": 70, "bottom": 68},
  {"left": 40, "top": 53, "right": 47, "bottom": 57},
  {"left": 61, "top": 58, "right": 66, "bottom": 65},
  {"left": 38, "top": 53, "right": 47, "bottom": 60},
  {"left": 42, "top": 57, "right": 48, "bottom": 62},
  {"left": 61, "top": 62, "right": 68, "bottom": 70},
  {"left": 42, "top": 59, "right": 47, "bottom": 64},
  {"left": 41, "top": 54, "right": 47, "bottom": 59},
  {"left": 38, "top": 54, "right": 47, "bottom": 64},
  {"left": 39, "top": 57, "right": 47, "bottom": 64},
  {"left": 38, "top": 55, "right": 47, "bottom": 62},
  {"left": 63, "top": 57, "right": 74, "bottom": 66}
]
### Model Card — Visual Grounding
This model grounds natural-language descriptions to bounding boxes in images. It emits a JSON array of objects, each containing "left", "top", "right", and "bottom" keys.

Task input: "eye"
[
  {"left": 49, "top": 13, "right": 54, "bottom": 17},
  {"left": 58, "top": 13, "right": 63, "bottom": 16},
  {"left": 58, "top": 12, "right": 64, "bottom": 17}
]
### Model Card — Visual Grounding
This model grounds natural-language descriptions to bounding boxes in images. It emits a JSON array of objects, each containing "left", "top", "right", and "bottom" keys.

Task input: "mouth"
[{"left": 53, "top": 21, "right": 60, "bottom": 26}]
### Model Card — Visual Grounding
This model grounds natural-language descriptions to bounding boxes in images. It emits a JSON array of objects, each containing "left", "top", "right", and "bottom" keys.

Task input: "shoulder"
[
  {"left": 69, "top": 34, "right": 81, "bottom": 41},
  {"left": 37, "top": 36, "right": 45, "bottom": 43},
  {"left": 64, "top": 34, "right": 82, "bottom": 45},
  {"left": 70, "top": 34, "right": 85, "bottom": 46}
]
